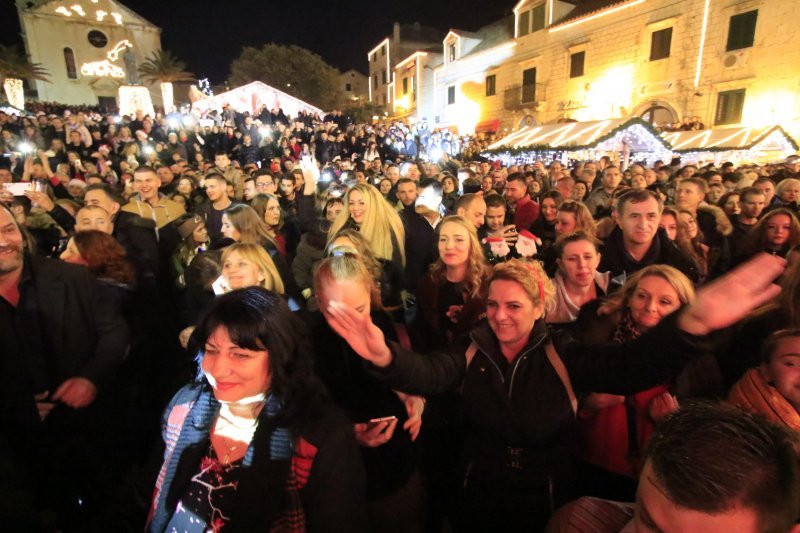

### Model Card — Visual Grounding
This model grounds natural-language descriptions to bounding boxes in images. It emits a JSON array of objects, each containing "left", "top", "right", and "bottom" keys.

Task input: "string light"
[
  {"left": 161, "top": 82, "right": 174, "bottom": 112},
  {"left": 55, "top": 6, "right": 72, "bottom": 16},
  {"left": 96, "top": 10, "right": 107, "bottom": 21},
  {"left": 70, "top": 5, "right": 85, "bottom": 16},
  {"left": 3, "top": 78, "right": 24, "bottom": 110},
  {"left": 118, "top": 85, "right": 155, "bottom": 117},
  {"left": 111, "top": 12, "right": 123, "bottom": 24}
]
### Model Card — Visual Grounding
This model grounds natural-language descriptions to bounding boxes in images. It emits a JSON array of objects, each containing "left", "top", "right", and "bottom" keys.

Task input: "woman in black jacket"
[{"left": 323, "top": 255, "right": 783, "bottom": 531}]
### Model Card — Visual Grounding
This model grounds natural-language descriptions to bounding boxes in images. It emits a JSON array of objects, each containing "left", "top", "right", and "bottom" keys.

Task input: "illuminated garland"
[
  {"left": 671, "top": 125, "right": 799, "bottom": 153},
  {"left": 483, "top": 117, "right": 670, "bottom": 155}
]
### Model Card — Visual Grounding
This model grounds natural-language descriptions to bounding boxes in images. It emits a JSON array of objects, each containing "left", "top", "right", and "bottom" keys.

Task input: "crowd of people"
[{"left": 0, "top": 103, "right": 799, "bottom": 532}]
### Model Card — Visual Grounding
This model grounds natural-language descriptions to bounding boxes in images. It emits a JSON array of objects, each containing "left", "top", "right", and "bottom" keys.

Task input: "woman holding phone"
[{"left": 311, "top": 250, "right": 425, "bottom": 532}]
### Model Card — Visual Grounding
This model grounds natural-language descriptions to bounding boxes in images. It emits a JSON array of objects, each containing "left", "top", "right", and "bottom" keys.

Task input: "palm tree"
[
  {"left": 138, "top": 50, "right": 195, "bottom": 112},
  {"left": 0, "top": 45, "right": 49, "bottom": 110}
]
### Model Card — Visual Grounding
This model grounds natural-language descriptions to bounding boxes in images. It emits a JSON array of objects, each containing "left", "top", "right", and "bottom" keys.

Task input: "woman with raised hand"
[{"left": 323, "top": 254, "right": 784, "bottom": 531}]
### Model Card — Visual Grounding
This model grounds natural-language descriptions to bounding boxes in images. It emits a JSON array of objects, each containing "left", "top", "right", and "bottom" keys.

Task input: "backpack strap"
[{"left": 544, "top": 341, "right": 578, "bottom": 416}]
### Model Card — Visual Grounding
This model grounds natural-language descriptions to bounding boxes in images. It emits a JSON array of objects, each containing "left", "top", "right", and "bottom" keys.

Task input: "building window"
[
  {"left": 64, "top": 47, "right": 77, "bottom": 79},
  {"left": 531, "top": 4, "right": 545, "bottom": 32},
  {"left": 87, "top": 30, "right": 108, "bottom": 48},
  {"left": 650, "top": 27, "right": 673, "bottom": 61},
  {"left": 715, "top": 89, "right": 745, "bottom": 125},
  {"left": 727, "top": 10, "right": 758, "bottom": 51},
  {"left": 345, "top": 83, "right": 352, "bottom": 92},
  {"left": 381, "top": 44, "right": 386, "bottom": 56},
  {"left": 569, "top": 51, "right": 585, "bottom": 78},
  {"left": 518, "top": 10, "right": 530, "bottom": 37},
  {"left": 447, "top": 86, "right": 456, "bottom": 105},
  {"left": 485, "top": 75, "right": 496, "bottom": 96},
  {"left": 448, "top": 43, "right": 456, "bottom": 62},
  {"left": 371, "top": 53, "right": 376, "bottom": 62},
  {"left": 518, "top": 4, "right": 545, "bottom": 37},
  {"left": 381, "top": 70, "right": 387, "bottom": 84},
  {"left": 373, "top": 75, "right": 378, "bottom": 89},
  {"left": 522, "top": 67, "right": 537, "bottom": 102}
]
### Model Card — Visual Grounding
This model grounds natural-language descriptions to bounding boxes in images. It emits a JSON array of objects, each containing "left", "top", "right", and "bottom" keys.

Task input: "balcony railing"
[{"left": 504, "top": 83, "right": 546, "bottom": 110}]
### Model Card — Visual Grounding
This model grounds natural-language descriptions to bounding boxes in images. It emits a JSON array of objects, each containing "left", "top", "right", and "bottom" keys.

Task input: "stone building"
[
  {"left": 396, "top": 0, "right": 800, "bottom": 135},
  {"left": 367, "top": 22, "right": 444, "bottom": 113},
  {"left": 339, "top": 69, "right": 369, "bottom": 103},
  {"left": 16, "top": 0, "right": 163, "bottom": 109}
]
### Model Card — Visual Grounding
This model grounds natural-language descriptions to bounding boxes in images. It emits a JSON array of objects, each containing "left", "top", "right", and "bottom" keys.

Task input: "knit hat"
[{"left": 178, "top": 214, "right": 204, "bottom": 240}]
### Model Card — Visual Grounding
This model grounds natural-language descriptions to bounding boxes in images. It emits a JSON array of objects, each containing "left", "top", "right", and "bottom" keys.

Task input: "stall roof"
[
  {"left": 486, "top": 118, "right": 670, "bottom": 152},
  {"left": 661, "top": 125, "right": 798, "bottom": 153},
  {"left": 192, "top": 81, "right": 324, "bottom": 117}
]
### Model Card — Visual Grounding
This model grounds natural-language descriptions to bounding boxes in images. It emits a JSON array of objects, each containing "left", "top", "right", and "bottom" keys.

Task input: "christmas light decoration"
[
  {"left": 96, "top": 10, "right": 107, "bottom": 21},
  {"left": 3, "top": 78, "right": 24, "bottom": 110},
  {"left": 161, "top": 82, "right": 174, "bottom": 112},
  {"left": 81, "top": 61, "right": 124, "bottom": 78},
  {"left": 111, "top": 12, "right": 122, "bottom": 24},
  {"left": 55, "top": 6, "right": 72, "bottom": 16},
  {"left": 198, "top": 78, "right": 213, "bottom": 96},
  {"left": 71, "top": 5, "right": 85, "bottom": 16},
  {"left": 118, "top": 85, "right": 155, "bottom": 117}
]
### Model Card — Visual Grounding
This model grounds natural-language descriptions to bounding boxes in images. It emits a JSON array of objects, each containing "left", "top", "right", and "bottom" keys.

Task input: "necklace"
[{"left": 214, "top": 433, "right": 241, "bottom": 464}]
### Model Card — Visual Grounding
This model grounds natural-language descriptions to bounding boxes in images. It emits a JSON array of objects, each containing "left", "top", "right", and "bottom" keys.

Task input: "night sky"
[{"left": 0, "top": 0, "right": 512, "bottom": 84}]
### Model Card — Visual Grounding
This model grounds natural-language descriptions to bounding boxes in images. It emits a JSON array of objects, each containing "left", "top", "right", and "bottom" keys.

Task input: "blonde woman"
[
  {"left": 221, "top": 204, "right": 304, "bottom": 308},
  {"left": 413, "top": 215, "right": 489, "bottom": 350},
  {"left": 324, "top": 255, "right": 783, "bottom": 530},
  {"left": 221, "top": 243, "right": 284, "bottom": 294},
  {"left": 328, "top": 183, "right": 406, "bottom": 268}
]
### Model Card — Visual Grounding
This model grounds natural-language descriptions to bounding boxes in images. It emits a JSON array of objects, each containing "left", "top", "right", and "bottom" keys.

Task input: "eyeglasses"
[{"left": 256, "top": 182, "right": 274, "bottom": 189}]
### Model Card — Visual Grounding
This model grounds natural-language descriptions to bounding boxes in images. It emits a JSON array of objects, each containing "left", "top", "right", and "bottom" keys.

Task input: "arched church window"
[{"left": 64, "top": 48, "right": 77, "bottom": 79}]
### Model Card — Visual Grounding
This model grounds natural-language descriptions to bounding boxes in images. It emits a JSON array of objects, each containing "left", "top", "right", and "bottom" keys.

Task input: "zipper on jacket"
[{"left": 507, "top": 337, "right": 546, "bottom": 398}]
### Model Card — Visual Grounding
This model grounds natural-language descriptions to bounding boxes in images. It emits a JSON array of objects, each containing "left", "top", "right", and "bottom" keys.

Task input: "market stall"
[{"left": 191, "top": 81, "right": 323, "bottom": 118}]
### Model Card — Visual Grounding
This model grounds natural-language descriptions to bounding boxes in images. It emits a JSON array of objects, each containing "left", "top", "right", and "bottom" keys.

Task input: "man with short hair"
[
  {"left": 585, "top": 166, "right": 623, "bottom": 218},
  {"left": 730, "top": 187, "right": 767, "bottom": 259},
  {"left": 753, "top": 177, "right": 778, "bottom": 207},
  {"left": 254, "top": 169, "right": 276, "bottom": 195},
  {"left": 278, "top": 172, "right": 298, "bottom": 217},
  {"left": 121, "top": 166, "right": 185, "bottom": 229},
  {"left": 455, "top": 193, "right": 486, "bottom": 230},
  {"left": 243, "top": 176, "right": 258, "bottom": 201},
  {"left": 400, "top": 161, "right": 421, "bottom": 182},
  {"left": 505, "top": 172, "right": 540, "bottom": 230},
  {"left": 395, "top": 178, "right": 418, "bottom": 214},
  {"left": 402, "top": 178, "right": 443, "bottom": 293},
  {"left": 0, "top": 203, "right": 129, "bottom": 527},
  {"left": 547, "top": 402, "right": 800, "bottom": 533},
  {"left": 195, "top": 173, "right": 239, "bottom": 243},
  {"left": 212, "top": 152, "right": 245, "bottom": 200},
  {"left": 156, "top": 165, "right": 177, "bottom": 195},
  {"left": 598, "top": 189, "right": 698, "bottom": 284},
  {"left": 75, "top": 205, "right": 113, "bottom": 234}
]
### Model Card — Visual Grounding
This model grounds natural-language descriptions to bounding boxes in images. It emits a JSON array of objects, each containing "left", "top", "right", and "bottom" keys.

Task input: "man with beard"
[{"left": 0, "top": 202, "right": 129, "bottom": 530}]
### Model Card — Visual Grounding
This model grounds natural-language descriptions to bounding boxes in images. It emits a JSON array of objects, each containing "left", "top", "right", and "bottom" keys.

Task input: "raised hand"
[
  {"left": 677, "top": 253, "right": 785, "bottom": 336},
  {"left": 325, "top": 300, "right": 393, "bottom": 367}
]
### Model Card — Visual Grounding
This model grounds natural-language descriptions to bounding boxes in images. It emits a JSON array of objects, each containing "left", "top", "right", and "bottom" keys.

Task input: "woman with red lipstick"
[
  {"left": 324, "top": 255, "right": 784, "bottom": 531},
  {"left": 413, "top": 215, "right": 489, "bottom": 351},
  {"left": 144, "top": 288, "right": 367, "bottom": 532}
]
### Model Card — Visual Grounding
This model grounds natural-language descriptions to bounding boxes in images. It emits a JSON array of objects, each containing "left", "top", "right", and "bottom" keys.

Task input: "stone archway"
[{"left": 631, "top": 100, "right": 679, "bottom": 128}]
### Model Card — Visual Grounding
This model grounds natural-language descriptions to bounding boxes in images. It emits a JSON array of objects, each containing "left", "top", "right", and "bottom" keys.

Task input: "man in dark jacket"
[
  {"left": 0, "top": 203, "right": 129, "bottom": 529},
  {"left": 402, "top": 179, "right": 443, "bottom": 294},
  {"left": 598, "top": 189, "right": 699, "bottom": 286}
]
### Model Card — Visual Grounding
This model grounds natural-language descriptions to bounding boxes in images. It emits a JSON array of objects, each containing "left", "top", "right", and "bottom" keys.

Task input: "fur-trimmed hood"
[{"left": 698, "top": 204, "right": 733, "bottom": 237}]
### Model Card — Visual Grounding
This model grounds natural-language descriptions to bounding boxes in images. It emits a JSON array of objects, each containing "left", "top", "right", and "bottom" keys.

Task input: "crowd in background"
[{"left": 0, "top": 102, "right": 799, "bottom": 532}]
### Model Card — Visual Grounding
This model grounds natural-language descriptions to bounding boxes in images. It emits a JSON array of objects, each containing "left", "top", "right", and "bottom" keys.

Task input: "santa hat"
[{"left": 517, "top": 230, "right": 540, "bottom": 243}]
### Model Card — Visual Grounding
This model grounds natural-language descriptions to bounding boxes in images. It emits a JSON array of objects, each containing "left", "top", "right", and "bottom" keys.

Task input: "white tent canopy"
[{"left": 192, "top": 81, "right": 323, "bottom": 118}]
